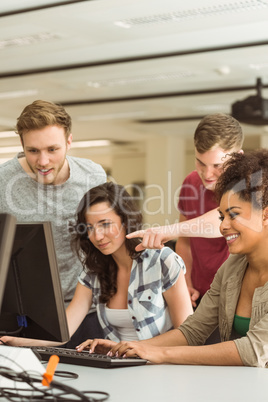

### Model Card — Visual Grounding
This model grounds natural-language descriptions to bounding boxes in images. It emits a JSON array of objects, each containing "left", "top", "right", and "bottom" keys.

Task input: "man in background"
[{"left": 176, "top": 113, "right": 244, "bottom": 307}]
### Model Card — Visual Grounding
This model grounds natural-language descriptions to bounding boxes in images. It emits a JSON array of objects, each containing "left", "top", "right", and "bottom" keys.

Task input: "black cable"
[
  {"left": 0, "top": 327, "right": 24, "bottom": 336},
  {"left": 54, "top": 370, "right": 79, "bottom": 380},
  {"left": 48, "top": 379, "right": 109, "bottom": 401},
  {"left": 0, "top": 364, "right": 109, "bottom": 401}
]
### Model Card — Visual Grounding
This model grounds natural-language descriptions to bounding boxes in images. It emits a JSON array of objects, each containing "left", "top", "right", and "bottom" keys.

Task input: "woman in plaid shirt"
[{"left": 73, "top": 182, "right": 192, "bottom": 348}]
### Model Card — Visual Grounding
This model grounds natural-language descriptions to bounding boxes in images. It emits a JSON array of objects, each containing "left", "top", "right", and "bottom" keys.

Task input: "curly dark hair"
[
  {"left": 71, "top": 182, "right": 143, "bottom": 303},
  {"left": 214, "top": 149, "right": 268, "bottom": 210}
]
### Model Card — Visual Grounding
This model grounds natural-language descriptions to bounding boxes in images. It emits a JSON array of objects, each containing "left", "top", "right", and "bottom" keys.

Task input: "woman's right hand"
[{"left": 76, "top": 338, "right": 117, "bottom": 354}]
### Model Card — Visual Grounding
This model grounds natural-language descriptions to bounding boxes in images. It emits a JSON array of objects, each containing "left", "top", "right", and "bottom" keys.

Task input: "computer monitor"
[
  {"left": 0, "top": 221, "right": 70, "bottom": 343},
  {"left": 0, "top": 214, "right": 17, "bottom": 311}
]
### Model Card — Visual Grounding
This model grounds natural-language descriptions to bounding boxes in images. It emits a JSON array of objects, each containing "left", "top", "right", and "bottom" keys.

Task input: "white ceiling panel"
[{"left": 0, "top": 0, "right": 268, "bottom": 165}]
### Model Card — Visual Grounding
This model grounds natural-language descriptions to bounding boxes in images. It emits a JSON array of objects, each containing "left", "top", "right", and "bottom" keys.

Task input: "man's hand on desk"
[{"left": 76, "top": 338, "right": 117, "bottom": 354}]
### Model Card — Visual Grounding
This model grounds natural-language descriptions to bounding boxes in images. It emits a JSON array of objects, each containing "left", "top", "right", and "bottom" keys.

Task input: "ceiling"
[{"left": 1, "top": 0, "right": 268, "bottom": 168}]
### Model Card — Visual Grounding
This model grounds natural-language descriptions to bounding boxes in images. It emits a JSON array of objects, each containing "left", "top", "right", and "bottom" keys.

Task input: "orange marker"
[{"left": 42, "top": 355, "right": 60, "bottom": 386}]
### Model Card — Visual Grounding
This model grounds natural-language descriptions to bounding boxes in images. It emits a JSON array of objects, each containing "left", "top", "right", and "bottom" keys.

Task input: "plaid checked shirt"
[{"left": 78, "top": 247, "right": 186, "bottom": 342}]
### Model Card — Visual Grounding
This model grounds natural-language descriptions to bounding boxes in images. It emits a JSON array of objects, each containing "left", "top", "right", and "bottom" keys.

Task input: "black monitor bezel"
[
  {"left": 0, "top": 214, "right": 17, "bottom": 311},
  {"left": 0, "top": 221, "right": 70, "bottom": 343}
]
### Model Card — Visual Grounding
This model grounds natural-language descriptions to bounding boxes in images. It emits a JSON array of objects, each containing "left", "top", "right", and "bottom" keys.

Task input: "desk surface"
[{"left": 53, "top": 362, "right": 267, "bottom": 402}]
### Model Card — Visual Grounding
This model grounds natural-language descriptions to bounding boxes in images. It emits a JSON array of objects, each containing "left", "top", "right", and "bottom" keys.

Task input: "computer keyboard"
[{"left": 31, "top": 346, "right": 148, "bottom": 368}]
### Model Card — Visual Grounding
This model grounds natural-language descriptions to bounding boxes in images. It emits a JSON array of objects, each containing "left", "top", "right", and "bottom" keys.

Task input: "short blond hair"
[
  {"left": 194, "top": 113, "right": 243, "bottom": 153},
  {"left": 16, "top": 100, "right": 72, "bottom": 141}
]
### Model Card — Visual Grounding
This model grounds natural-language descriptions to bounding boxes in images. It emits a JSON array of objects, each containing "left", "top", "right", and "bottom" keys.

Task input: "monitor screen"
[
  {"left": 0, "top": 222, "right": 70, "bottom": 343},
  {"left": 0, "top": 214, "right": 17, "bottom": 311}
]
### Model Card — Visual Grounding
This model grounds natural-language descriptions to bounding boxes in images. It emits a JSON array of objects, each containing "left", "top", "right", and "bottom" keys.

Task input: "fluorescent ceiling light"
[
  {"left": 114, "top": 1, "right": 268, "bottom": 28},
  {"left": 0, "top": 140, "right": 111, "bottom": 154},
  {"left": 0, "top": 146, "right": 22, "bottom": 154},
  {"left": 249, "top": 62, "right": 268, "bottom": 70},
  {"left": 77, "top": 112, "right": 145, "bottom": 121},
  {"left": 0, "top": 131, "right": 17, "bottom": 138},
  {"left": 0, "top": 89, "right": 38, "bottom": 100},
  {"left": 71, "top": 140, "right": 111, "bottom": 148},
  {"left": 195, "top": 104, "right": 228, "bottom": 112},
  {"left": 87, "top": 71, "right": 195, "bottom": 88},
  {"left": 114, "top": 21, "right": 131, "bottom": 29},
  {"left": 0, "top": 32, "right": 61, "bottom": 49}
]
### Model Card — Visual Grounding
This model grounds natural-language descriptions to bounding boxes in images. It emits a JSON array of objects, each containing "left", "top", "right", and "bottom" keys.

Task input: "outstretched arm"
[{"left": 127, "top": 208, "right": 221, "bottom": 251}]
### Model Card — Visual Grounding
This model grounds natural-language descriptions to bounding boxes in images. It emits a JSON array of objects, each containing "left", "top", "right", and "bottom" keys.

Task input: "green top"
[{"left": 233, "top": 314, "right": 250, "bottom": 336}]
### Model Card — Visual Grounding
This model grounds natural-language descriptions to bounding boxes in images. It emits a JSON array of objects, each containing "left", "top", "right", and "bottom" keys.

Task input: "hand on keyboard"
[
  {"left": 76, "top": 338, "right": 117, "bottom": 354},
  {"left": 30, "top": 346, "right": 147, "bottom": 368}
]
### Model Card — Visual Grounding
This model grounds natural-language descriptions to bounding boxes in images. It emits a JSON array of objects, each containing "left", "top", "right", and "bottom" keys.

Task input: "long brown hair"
[{"left": 71, "top": 182, "right": 143, "bottom": 303}]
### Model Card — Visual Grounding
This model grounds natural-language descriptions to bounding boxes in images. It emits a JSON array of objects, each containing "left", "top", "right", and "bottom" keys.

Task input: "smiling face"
[
  {"left": 20, "top": 125, "right": 72, "bottom": 185},
  {"left": 195, "top": 147, "right": 233, "bottom": 191},
  {"left": 218, "top": 191, "right": 267, "bottom": 255},
  {"left": 85, "top": 202, "right": 127, "bottom": 257}
]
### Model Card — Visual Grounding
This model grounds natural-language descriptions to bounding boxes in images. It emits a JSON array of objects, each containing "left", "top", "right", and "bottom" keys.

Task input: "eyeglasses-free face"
[
  {"left": 195, "top": 147, "right": 232, "bottom": 191},
  {"left": 218, "top": 191, "right": 268, "bottom": 256},
  {"left": 85, "top": 202, "right": 127, "bottom": 257},
  {"left": 21, "top": 125, "right": 72, "bottom": 185}
]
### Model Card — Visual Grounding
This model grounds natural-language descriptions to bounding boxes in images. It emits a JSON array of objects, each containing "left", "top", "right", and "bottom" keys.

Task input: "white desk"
[{"left": 53, "top": 362, "right": 267, "bottom": 402}]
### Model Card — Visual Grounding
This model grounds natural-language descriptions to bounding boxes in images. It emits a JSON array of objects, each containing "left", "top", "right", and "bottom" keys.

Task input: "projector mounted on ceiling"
[{"left": 232, "top": 78, "right": 268, "bottom": 125}]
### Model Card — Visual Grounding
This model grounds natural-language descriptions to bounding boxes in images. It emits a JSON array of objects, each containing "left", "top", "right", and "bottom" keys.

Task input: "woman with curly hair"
[
  {"left": 0, "top": 182, "right": 192, "bottom": 348},
  {"left": 84, "top": 150, "right": 268, "bottom": 368}
]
